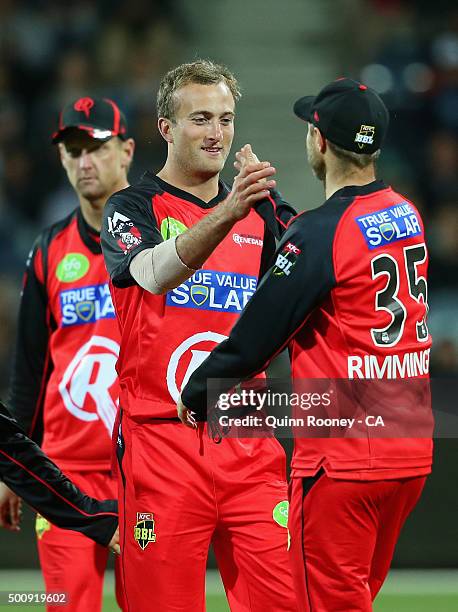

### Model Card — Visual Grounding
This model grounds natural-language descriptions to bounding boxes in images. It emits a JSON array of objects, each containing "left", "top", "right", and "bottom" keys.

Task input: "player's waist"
[
  {"left": 291, "top": 440, "right": 433, "bottom": 476},
  {"left": 120, "top": 389, "right": 179, "bottom": 419}
]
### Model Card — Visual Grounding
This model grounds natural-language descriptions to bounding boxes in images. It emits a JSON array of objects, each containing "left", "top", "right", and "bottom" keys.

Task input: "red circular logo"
[{"left": 74, "top": 97, "right": 94, "bottom": 118}]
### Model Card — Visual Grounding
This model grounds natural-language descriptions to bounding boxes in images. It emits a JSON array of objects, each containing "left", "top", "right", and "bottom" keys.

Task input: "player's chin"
[
  {"left": 201, "top": 152, "right": 227, "bottom": 173},
  {"left": 78, "top": 183, "right": 105, "bottom": 200}
]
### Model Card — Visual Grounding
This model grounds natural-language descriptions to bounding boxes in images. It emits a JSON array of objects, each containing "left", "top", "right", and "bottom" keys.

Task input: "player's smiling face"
[{"left": 169, "top": 82, "right": 235, "bottom": 179}]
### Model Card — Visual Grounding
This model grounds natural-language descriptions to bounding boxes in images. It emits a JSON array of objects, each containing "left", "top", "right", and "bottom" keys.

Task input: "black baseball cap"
[
  {"left": 293, "top": 78, "right": 389, "bottom": 154},
  {"left": 52, "top": 96, "right": 128, "bottom": 144}
]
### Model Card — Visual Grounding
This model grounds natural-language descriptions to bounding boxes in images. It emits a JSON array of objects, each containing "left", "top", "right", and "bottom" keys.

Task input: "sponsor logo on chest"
[
  {"left": 60, "top": 282, "right": 115, "bottom": 326},
  {"left": 166, "top": 270, "right": 258, "bottom": 313},
  {"left": 56, "top": 253, "right": 90, "bottom": 282},
  {"left": 232, "top": 232, "right": 263, "bottom": 248},
  {"left": 355, "top": 202, "right": 422, "bottom": 249}
]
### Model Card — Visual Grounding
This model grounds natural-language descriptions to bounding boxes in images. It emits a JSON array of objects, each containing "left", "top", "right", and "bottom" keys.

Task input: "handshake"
[{"left": 221, "top": 144, "right": 277, "bottom": 222}]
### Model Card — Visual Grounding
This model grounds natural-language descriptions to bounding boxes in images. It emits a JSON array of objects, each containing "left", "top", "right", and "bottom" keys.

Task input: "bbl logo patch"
[
  {"left": 272, "top": 242, "right": 301, "bottom": 277},
  {"left": 35, "top": 514, "right": 51, "bottom": 539},
  {"left": 134, "top": 512, "right": 157, "bottom": 550},
  {"left": 354, "top": 124, "right": 375, "bottom": 148}
]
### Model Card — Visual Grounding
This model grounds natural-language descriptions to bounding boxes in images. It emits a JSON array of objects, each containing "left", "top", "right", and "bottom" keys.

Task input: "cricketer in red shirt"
[
  {"left": 2, "top": 97, "right": 134, "bottom": 612},
  {"left": 101, "top": 61, "right": 298, "bottom": 612},
  {"left": 180, "top": 79, "right": 433, "bottom": 612}
]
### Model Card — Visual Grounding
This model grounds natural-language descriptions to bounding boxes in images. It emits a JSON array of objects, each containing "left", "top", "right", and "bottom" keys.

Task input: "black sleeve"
[
  {"left": 101, "top": 188, "right": 163, "bottom": 288},
  {"left": 0, "top": 403, "right": 117, "bottom": 547},
  {"left": 258, "top": 224, "right": 277, "bottom": 279},
  {"left": 181, "top": 208, "right": 337, "bottom": 419},
  {"left": 254, "top": 189, "right": 297, "bottom": 240},
  {"left": 7, "top": 238, "right": 53, "bottom": 443}
]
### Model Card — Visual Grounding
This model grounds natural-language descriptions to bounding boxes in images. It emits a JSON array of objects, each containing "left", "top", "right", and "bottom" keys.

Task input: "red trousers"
[
  {"left": 117, "top": 415, "right": 297, "bottom": 612},
  {"left": 37, "top": 469, "right": 124, "bottom": 612},
  {"left": 289, "top": 472, "right": 426, "bottom": 612}
]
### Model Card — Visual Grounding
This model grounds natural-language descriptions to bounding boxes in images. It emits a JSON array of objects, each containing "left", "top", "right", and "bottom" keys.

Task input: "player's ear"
[
  {"left": 158, "top": 118, "right": 174, "bottom": 144},
  {"left": 317, "top": 129, "right": 327, "bottom": 154},
  {"left": 57, "top": 143, "right": 68, "bottom": 167}
]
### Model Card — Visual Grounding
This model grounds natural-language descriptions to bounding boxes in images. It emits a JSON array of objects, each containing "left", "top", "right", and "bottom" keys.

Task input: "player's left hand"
[
  {"left": 177, "top": 397, "right": 197, "bottom": 428},
  {"left": 109, "top": 526, "right": 120, "bottom": 555},
  {"left": 0, "top": 484, "right": 22, "bottom": 532},
  {"left": 234, "top": 144, "right": 261, "bottom": 173}
]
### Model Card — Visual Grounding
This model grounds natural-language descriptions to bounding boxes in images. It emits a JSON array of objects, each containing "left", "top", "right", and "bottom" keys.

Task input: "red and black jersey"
[
  {"left": 182, "top": 180, "right": 433, "bottom": 479},
  {"left": 0, "top": 402, "right": 117, "bottom": 546},
  {"left": 8, "top": 209, "right": 120, "bottom": 472},
  {"left": 101, "top": 173, "right": 294, "bottom": 420}
]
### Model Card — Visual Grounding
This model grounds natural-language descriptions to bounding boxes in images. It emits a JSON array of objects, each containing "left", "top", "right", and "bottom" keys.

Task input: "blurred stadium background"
[{"left": 0, "top": 0, "right": 457, "bottom": 609}]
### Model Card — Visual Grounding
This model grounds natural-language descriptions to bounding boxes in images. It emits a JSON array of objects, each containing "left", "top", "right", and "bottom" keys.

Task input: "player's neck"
[
  {"left": 157, "top": 161, "right": 220, "bottom": 203},
  {"left": 324, "top": 165, "right": 376, "bottom": 200}
]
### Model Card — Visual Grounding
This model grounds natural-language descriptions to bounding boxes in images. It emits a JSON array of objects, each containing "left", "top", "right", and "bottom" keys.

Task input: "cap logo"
[
  {"left": 355, "top": 124, "right": 375, "bottom": 148},
  {"left": 74, "top": 97, "right": 94, "bottom": 119},
  {"left": 313, "top": 110, "right": 320, "bottom": 122}
]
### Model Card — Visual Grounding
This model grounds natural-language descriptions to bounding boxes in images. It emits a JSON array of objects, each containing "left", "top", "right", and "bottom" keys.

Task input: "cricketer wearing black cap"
[
  {"left": 294, "top": 77, "right": 389, "bottom": 154},
  {"left": 180, "top": 77, "right": 431, "bottom": 611},
  {"left": 2, "top": 96, "right": 133, "bottom": 610}
]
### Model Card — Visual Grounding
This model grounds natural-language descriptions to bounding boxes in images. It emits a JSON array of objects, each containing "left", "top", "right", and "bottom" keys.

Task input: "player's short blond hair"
[{"left": 157, "top": 59, "right": 242, "bottom": 121}]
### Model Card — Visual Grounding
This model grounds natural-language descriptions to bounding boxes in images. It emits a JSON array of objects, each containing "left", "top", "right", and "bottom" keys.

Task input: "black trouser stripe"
[
  {"left": 117, "top": 410, "right": 131, "bottom": 612},
  {"left": 301, "top": 469, "right": 325, "bottom": 612}
]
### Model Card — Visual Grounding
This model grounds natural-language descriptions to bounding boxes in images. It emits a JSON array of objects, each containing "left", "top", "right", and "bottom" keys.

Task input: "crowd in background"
[
  {"left": 0, "top": 0, "right": 188, "bottom": 391},
  {"left": 0, "top": 0, "right": 456, "bottom": 395}
]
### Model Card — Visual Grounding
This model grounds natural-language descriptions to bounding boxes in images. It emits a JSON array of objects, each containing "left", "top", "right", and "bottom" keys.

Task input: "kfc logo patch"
[
  {"left": 285, "top": 242, "right": 301, "bottom": 255},
  {"left": 107, "top": 211, "right": 142, "bottom": 254}
]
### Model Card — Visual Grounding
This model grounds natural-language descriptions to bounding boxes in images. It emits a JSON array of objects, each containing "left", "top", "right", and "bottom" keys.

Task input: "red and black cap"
[
  {"left": 52, "top": 97, "right": 128, "bottom": 144},
  {"left": 293, "top": 78, "right": 389, "bottom": 154}
]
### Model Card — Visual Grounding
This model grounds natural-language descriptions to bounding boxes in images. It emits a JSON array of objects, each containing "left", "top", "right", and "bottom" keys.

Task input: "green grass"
[
  {"left": 373, "top": 594, "right": 458, "bottom": 612},
  {"left": 1, "top": 570, "right": 458, "bottom": 611},
  {"left": 100, "top": 593, "right": 458, "bottom": 611},
  {"left": 1, "top": 592, "right": 458, "bottom": 611}
]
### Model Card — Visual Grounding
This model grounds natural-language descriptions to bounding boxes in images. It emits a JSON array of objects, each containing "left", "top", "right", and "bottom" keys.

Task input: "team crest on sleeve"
[
  {"left": 107, "top": 211, "right": 142, "bottom": 254},
  {"left": 355, "top": 124, "right": 375, "bottom": 148},
  {"left": 134, "top": 512, "right": 157, "bottom": 550},
  {"left": 273, "top": 242, "right": 301, "bottom": 277}
]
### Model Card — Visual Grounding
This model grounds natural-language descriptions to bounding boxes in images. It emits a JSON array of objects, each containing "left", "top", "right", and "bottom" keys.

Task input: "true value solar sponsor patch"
[
  {"left": 355, "top": 202, "right": 422, "bottom": 250},
  {"left": 60, "top": 283, "right": 115, "bottom": 326},
  {"left": 166, "top": 270, "right": 257, "bottom": 313}
]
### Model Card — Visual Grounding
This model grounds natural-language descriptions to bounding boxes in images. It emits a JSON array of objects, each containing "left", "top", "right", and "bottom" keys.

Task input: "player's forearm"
[
  {"left": 129, "top": 203, "right": 238, "bottom": 295},
  {"left": 0, "top": 404, "right": 118, "bottom": 546}
]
